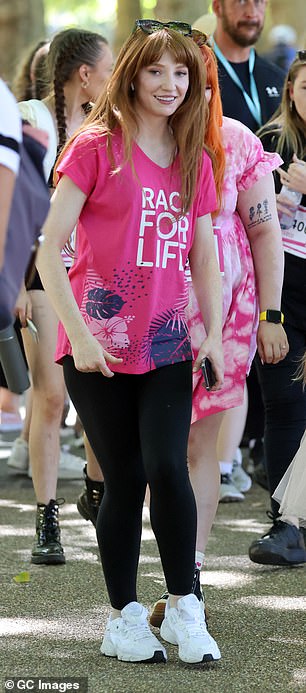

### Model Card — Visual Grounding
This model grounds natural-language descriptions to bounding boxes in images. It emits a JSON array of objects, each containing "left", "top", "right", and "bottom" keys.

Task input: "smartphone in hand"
[
  {"left": 201, "top": 357, "right": 217, "bottom": 391},
  {"left": 26, "top": 318, "right": 39, "bottom": 343}
]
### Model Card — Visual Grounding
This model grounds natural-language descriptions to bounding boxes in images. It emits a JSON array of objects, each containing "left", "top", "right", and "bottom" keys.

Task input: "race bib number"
[{"left": 282, "top": 205, "right": 306, "bottom": 259}]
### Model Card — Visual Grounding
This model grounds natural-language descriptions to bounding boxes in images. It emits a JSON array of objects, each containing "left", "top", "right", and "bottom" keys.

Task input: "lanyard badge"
[{"left": 213, "top": 40, "right": 262, "bottom": 127}]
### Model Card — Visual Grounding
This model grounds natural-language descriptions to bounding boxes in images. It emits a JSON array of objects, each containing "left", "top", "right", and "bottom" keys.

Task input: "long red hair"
[{"left": 197, "top": 42, "right": 226, "bottom": 212}]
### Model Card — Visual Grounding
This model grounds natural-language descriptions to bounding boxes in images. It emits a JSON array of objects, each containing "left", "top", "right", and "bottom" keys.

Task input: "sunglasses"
[
  {"left": 191, "top": 29, "right": 209, "bottom": 48},
  {"left": 134, "top": 19, "right": 192, "bottom": 35},
  {"left": 297, "top": 50, "right": 306, "bottom": 61},
  {"left": 134, "top": 20, "right": 208, "bottom": 48}
]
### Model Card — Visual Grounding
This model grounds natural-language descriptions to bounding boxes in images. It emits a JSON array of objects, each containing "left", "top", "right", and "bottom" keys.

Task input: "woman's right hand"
[{"left": 71, "top": 331, "right": 123, "bottom": 377}]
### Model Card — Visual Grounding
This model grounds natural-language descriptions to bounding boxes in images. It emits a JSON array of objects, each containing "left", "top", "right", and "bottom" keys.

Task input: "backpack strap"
[{"left": 0, "top": 134, "right": 20, "bottom": 153}]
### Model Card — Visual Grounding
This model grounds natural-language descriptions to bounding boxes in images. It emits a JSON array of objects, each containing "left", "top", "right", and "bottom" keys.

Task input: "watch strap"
[{"left": 259, "top": 310, "right": 284, "bottom": 324}]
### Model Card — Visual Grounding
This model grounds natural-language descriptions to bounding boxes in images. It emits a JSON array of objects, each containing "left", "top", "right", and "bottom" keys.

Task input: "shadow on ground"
[{"left": 0, "top": 439, "right": 305, "bottom": 693}]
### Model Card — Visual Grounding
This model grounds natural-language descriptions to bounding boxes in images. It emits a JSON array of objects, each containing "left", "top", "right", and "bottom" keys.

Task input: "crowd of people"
[{"left": 1, "top": 0, "right": 305, "bottom": 668}]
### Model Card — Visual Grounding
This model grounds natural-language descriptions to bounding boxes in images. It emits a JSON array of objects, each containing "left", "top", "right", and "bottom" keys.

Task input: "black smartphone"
[{"left": 201, "top": 357, "right": 217, "bottom": 391}]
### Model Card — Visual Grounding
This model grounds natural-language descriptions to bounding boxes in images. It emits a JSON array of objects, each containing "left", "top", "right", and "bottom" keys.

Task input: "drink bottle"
[
  {"left": 279, "top": 186, "right": 302, "bottom": 230},
  {"left": 0, "top": 324, "right": 30, "bottom": 393}
]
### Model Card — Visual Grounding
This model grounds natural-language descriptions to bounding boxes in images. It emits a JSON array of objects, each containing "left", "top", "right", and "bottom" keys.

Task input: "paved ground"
[{"left": 0, "top": 434, "right": 305, "bottom": 693}]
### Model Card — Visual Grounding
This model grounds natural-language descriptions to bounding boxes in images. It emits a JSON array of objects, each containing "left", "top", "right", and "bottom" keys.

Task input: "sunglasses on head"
[
  {"left": 190, "top": 29, "right": 209, "bottom": 48},
  {"left": 134, "top": 19, "right": 192, "bottom": 35},
  {"left": 297, "top": 50, "right": 306, "bottom": 61},
  {"left": 134, "top": 20, "right": 208, "bottom": 47}
]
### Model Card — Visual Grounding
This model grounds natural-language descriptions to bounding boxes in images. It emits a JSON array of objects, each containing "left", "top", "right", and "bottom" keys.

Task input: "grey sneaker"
[
  {"left": 249, "top": 520, "right": 306, "bottom": 565},
  {"left": 219, "top": 474, "right": 245, "bottom": 502},
  {"left": 7, "top": 437, "right": 29, "bottom": 474},
  {"left": 28, "top": 450, "right": 84, "bottom": 480},
  {"left": 232, "top": 459, "right": 252, "bottom": 493}
]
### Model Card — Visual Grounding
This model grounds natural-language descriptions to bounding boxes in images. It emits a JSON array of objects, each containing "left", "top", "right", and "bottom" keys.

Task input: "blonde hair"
[
  {"left": 56, "top": 27, "right": 208, "bottom": 214},
  {"left": 258, "top": 54, "right": 306, "bottom": 158}
]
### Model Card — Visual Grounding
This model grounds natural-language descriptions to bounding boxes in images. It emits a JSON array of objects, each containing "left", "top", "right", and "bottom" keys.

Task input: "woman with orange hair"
[
  {"left": 151, "top": 41, "right": 287, "bottom": 626},
  {"left": 188, "top": 42, "right": 287, "bottom": 582}
]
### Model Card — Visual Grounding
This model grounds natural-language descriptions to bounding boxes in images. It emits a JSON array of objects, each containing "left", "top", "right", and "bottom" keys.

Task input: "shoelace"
[
  {"left": 262, "top": 512, "right": 284, "bottom": 539},
  {"left": 122, "top": 620, "right": 154, "bottom": 641},
  {"left": 179, "top": 615, "right": 208, "bottom": 638},
  {"left": 37, "top": 498, "right": 65, "bottom": 539}
]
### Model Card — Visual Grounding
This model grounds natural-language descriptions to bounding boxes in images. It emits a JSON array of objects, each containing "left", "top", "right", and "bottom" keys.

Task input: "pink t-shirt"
[{"left": 55, "top": 129, "right": 217, "bottom": 373}]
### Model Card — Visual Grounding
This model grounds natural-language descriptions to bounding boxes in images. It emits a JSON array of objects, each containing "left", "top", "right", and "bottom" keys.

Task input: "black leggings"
[
  {"left": 255, "top": 322, "right": 306, "bottom": 515},
  {"left": 63, "top": 357, "right": 197, "bottom": 610}
]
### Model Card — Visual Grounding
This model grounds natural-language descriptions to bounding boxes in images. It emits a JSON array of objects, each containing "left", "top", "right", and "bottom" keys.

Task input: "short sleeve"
[
  {"left": 18, "top": 100, "right": 57, "bottom": 181},
  {"left": 0, "top": 80, "right": 22, "bottom": 174},
  {"left": 56, "top": 132, "right": 102, "bottom": 195},
  {"left": 236, "top": 125, "right": 282, "bottom": 192},
  {"left": 197, "top": 150, "right": 218, "bottom": 217}
]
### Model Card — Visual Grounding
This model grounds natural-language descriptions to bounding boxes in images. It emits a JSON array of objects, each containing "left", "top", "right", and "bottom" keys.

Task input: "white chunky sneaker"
[
  {"left": 28, "top": 450, "right": 84, "bottom": 480},
  {"left": 7, "top": 437, "right": 29, "bottom": 473},
  {"left": 100, "top": 602, "right": 167, "bottom": 663},
  {"left": 219, "top": 473, "right": 245, "bottom": 502},
  {"left": 232, "top": 459, "right": 252, "bottom": 493},
  {"left": 160, "top": 593, "right": 221, "bottom": 664}
]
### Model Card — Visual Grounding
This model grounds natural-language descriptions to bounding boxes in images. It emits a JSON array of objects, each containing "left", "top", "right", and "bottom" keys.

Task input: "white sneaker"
[
  {"left": 100, "top": 602, "right": 167, "bottom": 663},
  {"left": 160, "top": 593, "right": 220, "bottom": 664},
  {"left": 232, "top": 459, "right": 252, "bottom": 493},
  {"left": 7, "top": 437, "right": 29, "bottom": 473},
  {"left": 28, "top": 450, "right": 84, "bottom": 480},
  {"left": 219, "top": 474, "right": 245, "bottom": 502},
  {"left": 0, "top": 411, "right": 23, "bottom": 432}
]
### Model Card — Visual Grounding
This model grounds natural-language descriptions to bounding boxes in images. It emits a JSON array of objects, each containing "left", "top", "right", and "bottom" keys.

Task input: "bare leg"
[
  {"left": 22, "top": 291, "right": 65, "bottom": 504},
  {"left": 217, "top": 384, "right": 248, "bottom": 464},
  {"left": 0, "top": 388, "right": 20, "bottom": 413},
  {"left": 84, "top": 432, "right": 104, "bottom": 482},
  {"left": 188, "top": 412, "right": 224, "bottom": 553}
]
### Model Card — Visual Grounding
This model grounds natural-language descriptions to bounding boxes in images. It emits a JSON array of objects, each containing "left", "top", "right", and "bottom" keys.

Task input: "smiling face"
[
  {"left": 133, "top": 50, "right": 189, "bottom": 121},
  {"left": 289, "top": 65, "right": 306, "bottom": 124},
  {"left": 214, "top": 0, "right": 267, "bottom": 47}
]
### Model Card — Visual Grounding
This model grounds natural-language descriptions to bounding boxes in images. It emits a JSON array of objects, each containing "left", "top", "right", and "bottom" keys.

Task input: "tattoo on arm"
[{"left": 248, "top": 198, "right": 272, "bottom": 228}]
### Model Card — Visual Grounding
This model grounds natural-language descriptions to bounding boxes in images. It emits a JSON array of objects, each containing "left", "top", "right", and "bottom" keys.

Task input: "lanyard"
[{"left": 212, "top": 39, "right": 262, "bottom": 127}]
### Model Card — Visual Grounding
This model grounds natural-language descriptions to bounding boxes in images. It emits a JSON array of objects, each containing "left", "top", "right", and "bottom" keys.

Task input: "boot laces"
[
  {"left": 37, "top": 498, "right": 64, "bottom": 541},
  {"left": 263, "top": 511, "right": 284, "bottom": 538}
]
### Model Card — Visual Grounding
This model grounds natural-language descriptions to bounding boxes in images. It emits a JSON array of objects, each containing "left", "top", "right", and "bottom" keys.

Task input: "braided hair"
[
  {"left": 12, "top": 39, "right": 49, "bottom": 101},
  {"left": 47, "top": 28, "right": 107, "bottom": 152}
]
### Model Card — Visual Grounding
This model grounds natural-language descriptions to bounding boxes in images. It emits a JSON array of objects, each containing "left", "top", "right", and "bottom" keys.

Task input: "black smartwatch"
[{"left": 259, "top": 310, "right": 284, "bottom": 324}]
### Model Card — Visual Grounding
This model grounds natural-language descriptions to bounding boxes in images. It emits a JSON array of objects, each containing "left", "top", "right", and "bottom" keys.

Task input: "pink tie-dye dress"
[{"left": 188, "top": 117, "right": 282, "bottom": 422}]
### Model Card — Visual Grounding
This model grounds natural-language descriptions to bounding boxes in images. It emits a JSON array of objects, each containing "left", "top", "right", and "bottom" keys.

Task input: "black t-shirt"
[
  {"left": 216, "top": 53, "right": 285, "bottom": 132},
  {"left": 259, "top": 126, "right": 306, "bottom": 331}
]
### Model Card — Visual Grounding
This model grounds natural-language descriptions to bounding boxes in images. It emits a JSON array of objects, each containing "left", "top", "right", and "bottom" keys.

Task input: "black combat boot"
[
  {"left": 77, "top": 465, "right": 104, "bottom": 527},
  {"left": 31, "top": 498, "right": 65, "bottom": 565}
]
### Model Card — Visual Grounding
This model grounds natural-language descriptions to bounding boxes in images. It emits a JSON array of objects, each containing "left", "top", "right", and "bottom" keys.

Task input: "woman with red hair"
[
  {"left": 151, "top": 41, "right": 287, "bottom": 626},
  {"left": 188, "top": 40, "right": 288, "bottom": 584}
]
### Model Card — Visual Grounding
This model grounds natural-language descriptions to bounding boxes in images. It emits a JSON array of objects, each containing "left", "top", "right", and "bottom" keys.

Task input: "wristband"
[{"left": 259, "top": 310, "right": 284, "bottom": 324}]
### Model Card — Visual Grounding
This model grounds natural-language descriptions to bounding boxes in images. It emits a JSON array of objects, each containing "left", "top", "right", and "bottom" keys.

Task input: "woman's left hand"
[
  {"left": 193, "top": 335, "right": 224, "bottom": 390},
  {"left": 14, "top": 284, "right": 32, "bottom": 327},
  {"left": 257, "top": 322, "right": 289, "bottom": 364},
  {"left": 278, "top": 154, "right": 306, "bottom": 195}
]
